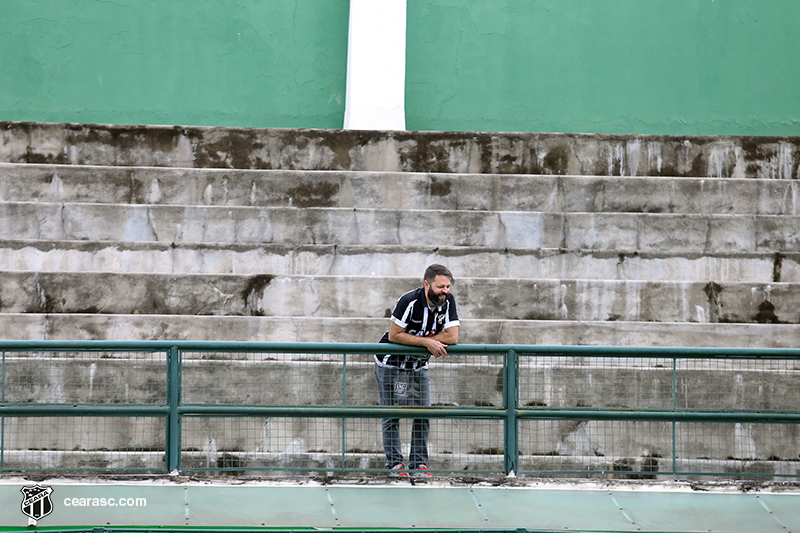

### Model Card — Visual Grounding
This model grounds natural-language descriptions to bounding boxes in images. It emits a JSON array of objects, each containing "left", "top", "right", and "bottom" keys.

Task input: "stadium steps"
[
  {"left": 3, "top": 122, "right": 800, "bottom": 474},
  {"left": 1, "top": 314, "right": 798, "bottom": 347},
  {"left": 2, "top": 201, "right": 798, "bottom": 251},
  {"left": 2, "top": 162, "right": 799, "bottom": 214},
  {"left": 0, "top": 122, "right": 798, "bottom": 349},
  {"left": 3, "top": 240, "right": 798, "bottom": 282},
  {"left": 0, "top": 272, "right": 798, "bottom": 323}
]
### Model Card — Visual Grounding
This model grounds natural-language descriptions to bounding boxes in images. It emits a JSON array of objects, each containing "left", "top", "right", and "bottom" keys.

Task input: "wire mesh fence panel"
[
  {"left": 517, "top": 419, "right": 673, "bottom": 478},
  {"left": 673, "top": 422, "right": 800, "bottom": 479},
  {"left": 180, "top": 416, "right": 346, "bottom": 473},
  {"left": 338, "top": 418, "right": 504, "bottom": 474},
  {"left": 517, "top": 355, "right": 676, "bottom": 410},
  {"left": 181, "top": 351, "right": 346, "bottom": 405},
  {"left": 344, "top": 361, "right": 380, "bottom": 406},
  {"left": 675, "top": 357, "right": 800, "bottom": 411},
  {"left": 357, "top": 353, "right": 506, "bottom": 408},
  {"left": 428, "top": 355, "right": 505, "bottom": 408},
  {"left": 428, "top": 417, "right": 505, "bottom": 473},
  {"left": 179, "top": 416, "right": 506, "bottom": 475},
  {"left": 516, "top": 355, "right": 800, "bottom": 412},
  {"left": 0, "top": 416, "right": 166, "bottom": 472},
  {"left": 2, "top": 350, "right": 168, "bottom": 404},
  {"left": 181, "top": 350, "right": 506, "bottom": 408}
]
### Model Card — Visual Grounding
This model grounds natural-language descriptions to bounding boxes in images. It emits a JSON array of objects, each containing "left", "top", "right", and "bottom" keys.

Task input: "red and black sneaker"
[
  {"left": 412, "top": 464, "right": 432, "bottom": 478},
  {"left": 389, "top": 463, "right": 408, "bottom": 478}
]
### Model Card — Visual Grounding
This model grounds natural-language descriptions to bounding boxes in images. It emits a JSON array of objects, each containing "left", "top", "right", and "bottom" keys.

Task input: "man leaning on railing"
[{"left": 373, "top": 264, "right": 460, "bottom": 479}]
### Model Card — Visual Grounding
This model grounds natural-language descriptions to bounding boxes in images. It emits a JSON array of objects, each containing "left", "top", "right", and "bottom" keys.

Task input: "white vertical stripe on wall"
[{"left": 343, "top": 0, "right": 407, "bottom": 131}]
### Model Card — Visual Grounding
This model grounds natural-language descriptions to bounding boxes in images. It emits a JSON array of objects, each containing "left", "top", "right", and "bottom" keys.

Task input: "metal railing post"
[
  {"left": 166, "top": 346, "right": 181, "bottom": 473},
  {"left": 1, "top": 349, "right": 4, "bottom": 470},
  {"left": 672, "top": 356, "right": 677, "bottom": 476},
  {"left": 342, "top": 352, "right": 347, "bottom": 469},
  {"left": 504, "top": 349, "right": 518, "bottom": 475}
]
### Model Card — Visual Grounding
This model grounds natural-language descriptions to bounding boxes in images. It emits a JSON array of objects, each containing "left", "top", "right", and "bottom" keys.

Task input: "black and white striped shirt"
[{"left": 376, "top": 287, "right": 460, "bottom": 369}]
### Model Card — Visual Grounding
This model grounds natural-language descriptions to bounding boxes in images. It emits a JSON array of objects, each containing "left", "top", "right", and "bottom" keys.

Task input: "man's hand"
[
  {"left": 388, "top": 323, "right": 458, "bottom": 358},
  {"left": 423, "top": 338, "right": 449, "bottom": 358}
]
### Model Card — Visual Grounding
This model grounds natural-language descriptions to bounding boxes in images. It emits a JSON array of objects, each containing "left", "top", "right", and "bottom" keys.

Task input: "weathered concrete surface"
[
  {"left": 0, "top": 313, "right": 391, "bottom": 343},
  {"left": 2, "top": 272, "right": 797, "bottom": 323},
  {"left": 2, "top": 241, "right": 799, "bottom": 283},
  {"left": 2, "top": 122, "right": 799, "bottom": 178},
  {"left": 2, "top": 314, "right": 798, "bottom": 347},
  {"left": 3, "top": 202, "right": 799, "bottom": 252},
  {"left": 519, "top": 455, "right": 800, "bottom": 480},
  {"left": 0, "top": 450, "right": 164, "bottom": 471},
  {"left": 3, "top": 162, "right": 800, "bottom": 214},
  {"left": 1, "top": 448, "right": 797, "bottom": 480},
  {"left": 2, "top": 416, "right": 165, "bottom": 459}
]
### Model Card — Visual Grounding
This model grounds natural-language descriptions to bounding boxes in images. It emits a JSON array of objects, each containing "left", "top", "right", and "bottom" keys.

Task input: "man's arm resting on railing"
[{"left": 388, "top": 323, "right": 459, "bottom": 358}]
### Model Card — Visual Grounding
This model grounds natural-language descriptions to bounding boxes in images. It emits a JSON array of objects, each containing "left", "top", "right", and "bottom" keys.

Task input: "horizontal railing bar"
[
  {"left": 3, "top": 404, "right": 799, "bottom": 423},
  {"left": 179, "top": 406, "right": 503, "bottom": 418},
  {"left": 0, "top": 405, "right": 169, "bottom": 416},
  {"left": 516, "top": 409, "right": 800, "bottom": 423},
  {"left": 1, "top": 340, "right": 799, "bottom": 358},
  {"left": 179, "top": 466, "right": 504, "bottom": 475}
]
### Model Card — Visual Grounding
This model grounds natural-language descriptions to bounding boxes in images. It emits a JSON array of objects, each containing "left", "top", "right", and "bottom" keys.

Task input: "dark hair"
[{"left": 424, "top": 264, "right": 453, "bottom": 284}]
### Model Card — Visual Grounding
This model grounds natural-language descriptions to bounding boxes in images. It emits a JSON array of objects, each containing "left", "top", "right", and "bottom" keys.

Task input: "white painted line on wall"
[{"left": 343, "top": 0, "right": 407, "bottom": 131}]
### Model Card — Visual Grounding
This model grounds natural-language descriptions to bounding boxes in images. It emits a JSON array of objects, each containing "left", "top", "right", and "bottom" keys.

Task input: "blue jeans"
[{"left": 374, "top": 363, "right": 431, "bottom": 469}]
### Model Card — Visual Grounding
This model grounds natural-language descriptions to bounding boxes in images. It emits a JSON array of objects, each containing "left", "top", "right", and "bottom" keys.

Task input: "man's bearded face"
[{"left": 426, "top": 275, "right": 450, "bottom": 307}]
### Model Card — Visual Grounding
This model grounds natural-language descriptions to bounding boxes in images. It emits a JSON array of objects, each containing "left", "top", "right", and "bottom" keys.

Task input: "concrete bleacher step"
[
  {"left": 1, "top": 121, "right": 798, "bottom": 350},
  {"left": 2, "top": 162, "right": 799, "bottom": 214},
  {"left": 3, "top": 121, "right": 798, "bottom": 179},
  {"left": 2, "top": 272, "right": 796, "bottom": 324},
  {"left": 2, "top": 240, "right": 797, "bottom": 282},
  {"left": 2, "top": 201, "right": 797, "bottom": 251},
  {"left": 2, "top": 313, "right": 797, "bottom": 347}
]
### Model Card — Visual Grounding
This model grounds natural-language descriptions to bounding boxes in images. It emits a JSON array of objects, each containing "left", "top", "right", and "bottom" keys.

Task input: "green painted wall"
[
  {"left": 0, "top": 0, "right": 349, "bottom": 129},
  {"left": 406, "top": 0, "right": 800, "bottom": 136},
  {"left": 3, "top": 0, "right": 799, "bottom": 135}
]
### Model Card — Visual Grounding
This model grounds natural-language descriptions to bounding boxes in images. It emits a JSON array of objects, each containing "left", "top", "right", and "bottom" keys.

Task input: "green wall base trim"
[{"left": 1, "top": 480, "right": 799, "bottom": 532}]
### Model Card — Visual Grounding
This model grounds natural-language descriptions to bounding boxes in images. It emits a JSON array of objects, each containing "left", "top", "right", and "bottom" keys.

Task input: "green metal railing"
[{"left": 1, "top": 341, "right": 799, "bottom": 479}]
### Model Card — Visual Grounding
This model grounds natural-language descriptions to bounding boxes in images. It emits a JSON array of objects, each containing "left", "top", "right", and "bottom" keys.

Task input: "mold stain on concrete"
[
  {"left": 430, "top": 177, "right": 452, "bottom": 197},
  {"left": 191, "top": 131, "right": 266, "bottom": 169},
  {"left": 240, "top": 274, "right": 275, "bottom": 316},
  {"left": 772, "top": 252, "right": 783, "bottom": 282},
  {"left": 287, "top": 181, "right": 340, "bottom": 207},
  {"left": 703, "top": 281, "right": 723, "bottom": 323},
  {"left": 754, "top": 300, "right": 782, "bottom": 324}
]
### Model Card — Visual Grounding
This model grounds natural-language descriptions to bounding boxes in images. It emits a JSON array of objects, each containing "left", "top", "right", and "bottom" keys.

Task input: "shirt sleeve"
[{"left": 390, "top": 292, "right": 415, "bottom": 329}]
